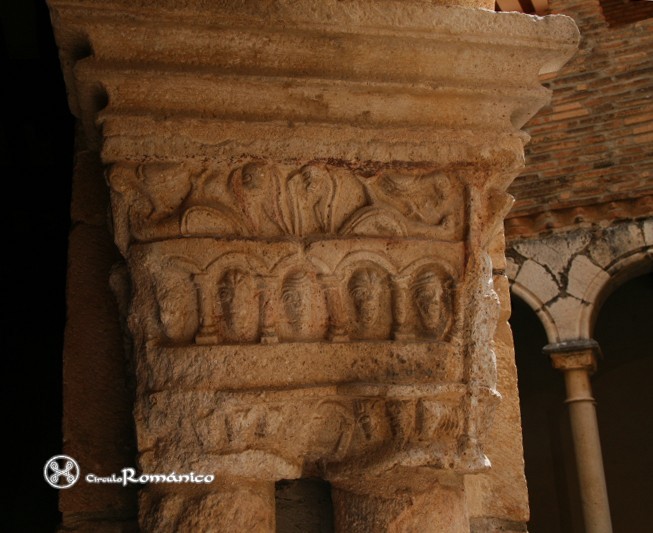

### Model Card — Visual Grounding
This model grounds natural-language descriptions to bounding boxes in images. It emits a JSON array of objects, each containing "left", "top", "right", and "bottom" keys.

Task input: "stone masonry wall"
[{"left": 506, "top": 0, "right": 653, "bottom": 238}]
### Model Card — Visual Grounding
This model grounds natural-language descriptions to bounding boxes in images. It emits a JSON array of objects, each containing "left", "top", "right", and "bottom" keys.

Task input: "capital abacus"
[{"left": 86, "top": 468, "right": 215, "bottom": 487}]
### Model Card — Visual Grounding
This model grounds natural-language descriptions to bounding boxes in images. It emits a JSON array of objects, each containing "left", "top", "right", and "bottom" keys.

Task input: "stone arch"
[
  {"left": 334, "top": 250, "right": 397, "bottom": 277},
  {"left": 400, "top": 257, "right": 455, "bottom": 278},
  {"left": 507, "top": 219, "right": 652, "bottom": 343},
  {"left": 205, "top": 250, "right": 270, "bottom": 276},
  {"left": 509, "top": 279, "right": 559, "bottom": 344},
  {"left": 580, "top": 249, "right": 653, "bottom": 340}
]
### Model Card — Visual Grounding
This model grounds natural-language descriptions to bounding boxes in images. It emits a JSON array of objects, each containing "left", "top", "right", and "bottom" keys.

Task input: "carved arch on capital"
[
  {"left": 270, "top": 252, "right": 312, "bottom": 277},
  {"left": 305, "top": 255, "right": 332, "bottom": 277},
  {"left": 157, "top": 254, "right": 204, "bottom": 275},
  {"left": 399, "top": 257, "right": 455, "bottom": 278},
  {"left": 205, "top": 251, "right": 270, "bottom": 277},
  {"left": 333, "top": 250, "right": 397, "bottom": 277}
]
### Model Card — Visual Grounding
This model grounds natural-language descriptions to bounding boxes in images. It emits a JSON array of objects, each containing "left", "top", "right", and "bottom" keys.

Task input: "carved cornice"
[{"left": 48, "top": 1, "right": 579, "bottom": 162}]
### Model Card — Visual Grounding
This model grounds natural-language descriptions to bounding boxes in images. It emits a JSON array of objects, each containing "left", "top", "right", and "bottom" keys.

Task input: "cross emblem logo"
[{"left": 44, "top": 455, "right": 80, "bottom": 489}]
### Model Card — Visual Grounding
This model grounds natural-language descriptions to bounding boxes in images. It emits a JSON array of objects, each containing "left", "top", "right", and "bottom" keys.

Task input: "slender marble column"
[{"left": 546, "top": 340, "right": 613, "bottom": 533}]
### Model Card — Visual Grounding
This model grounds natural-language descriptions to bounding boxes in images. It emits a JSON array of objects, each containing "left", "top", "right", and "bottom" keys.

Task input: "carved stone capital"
[
  {"left": 48, "top": 0, "right": 579, "bottom": 529},
  {"left": 545, "top": 339, "right": 601, "bottom": 373}
]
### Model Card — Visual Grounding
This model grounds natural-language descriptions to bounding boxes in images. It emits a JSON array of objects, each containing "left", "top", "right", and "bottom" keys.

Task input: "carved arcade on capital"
[{"left": 48, "top": 0, "right": 579, "bottom": 530}]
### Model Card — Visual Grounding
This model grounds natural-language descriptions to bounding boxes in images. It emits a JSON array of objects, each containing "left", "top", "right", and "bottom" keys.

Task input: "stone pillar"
[
  {"left": 140, "top": 481, "right": 276, "bottom": 532},
  {"left": 332, "top": 475, "right": 469, "bottom": 533},
  {"left": 546, "top": 340, "right": 613, "bottom": 533},
  {"left": 48, "top": 1, "right": 578, "bottom": 530}
]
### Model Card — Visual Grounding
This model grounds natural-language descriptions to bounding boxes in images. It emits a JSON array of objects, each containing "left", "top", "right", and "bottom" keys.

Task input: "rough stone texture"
[
  {"left": 515, "top": 259, "right": 559, "bottom": 304},
  {"left": 469, "top": 517, "right": 528, "bottom": 532},
  {"left": 333, "top": 477, "right": 469, "bottom": 533},
  {"left": 566, "top": 254, "right": 608, "bottom": 299},
  {"left": 48, "top": 1, "right": 578, "bottom": 530},
  {"left": 513, "top": 232, "right": 590, "bottom": 277},
  {"left": 465, "top": 269, "right": 529, "bottom": 525},
  {"left": 644, "top": 218, "right": 653, "bottom": 246},
  {"left": 140, "top": 482, "right": 276, "bottom": 532}
]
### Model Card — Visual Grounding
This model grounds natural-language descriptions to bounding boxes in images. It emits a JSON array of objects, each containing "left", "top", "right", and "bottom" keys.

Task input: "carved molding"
[
  {"left": 505, "top": 194, "right": 653, "bottom": 239},
  {"left": 48, "top": 1, "right": 579, "bottom": 161}
]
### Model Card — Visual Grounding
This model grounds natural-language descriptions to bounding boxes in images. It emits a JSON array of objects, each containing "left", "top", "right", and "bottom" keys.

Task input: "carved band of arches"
[{"left": 130, "top": 241, "right": 459, "bottom": 346}]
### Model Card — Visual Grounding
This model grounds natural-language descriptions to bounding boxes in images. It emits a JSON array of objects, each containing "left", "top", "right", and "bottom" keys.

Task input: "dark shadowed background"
[{"left": 1, "top": 1, "right": 73, "bottom": 530}]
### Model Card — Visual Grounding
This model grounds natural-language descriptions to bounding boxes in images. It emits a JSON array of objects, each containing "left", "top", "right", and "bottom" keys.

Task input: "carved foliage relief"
[
  {"left": 108, "top": 161, "right": 463, "bottom": 247},
  {"left": 115, "top": 161, "right": 464, "bottom": 347}
]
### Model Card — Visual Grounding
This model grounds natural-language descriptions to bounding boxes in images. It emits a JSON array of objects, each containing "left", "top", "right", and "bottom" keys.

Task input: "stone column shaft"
[
  {"left": 548, "top": 340, "right": 613, "bottom": 533},
  {"left": 140, "top": 480, "right": 276, "bottom": 533},
  {"left": 332, "top": 478, "right": 469, "bottom": 533}
]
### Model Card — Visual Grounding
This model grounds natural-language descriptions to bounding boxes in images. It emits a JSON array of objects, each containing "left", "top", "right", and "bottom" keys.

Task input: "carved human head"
[
  {"left": 348, "top": 268, "right": 383, "bottom": 328},
  {"left": 219, "top": 269, "right": 246, "bottom": 326},
  {"left": 282, "top": 271, "right": 312, "bottom": 329},
  {"left": 413, "top": 270, "right": 444, "bottom": 333}
]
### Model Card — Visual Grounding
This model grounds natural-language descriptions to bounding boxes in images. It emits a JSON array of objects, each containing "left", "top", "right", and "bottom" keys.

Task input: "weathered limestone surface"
[
  {"left": 49, "top": 1, "right": 578, "bottom": 530},
  {"left": 465, "top": 231, "right": 530, "bottom": 525}
]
